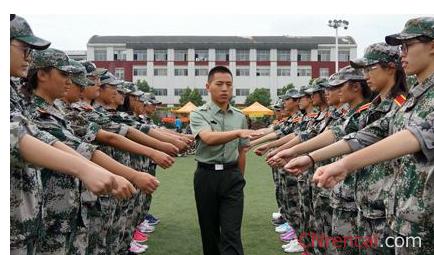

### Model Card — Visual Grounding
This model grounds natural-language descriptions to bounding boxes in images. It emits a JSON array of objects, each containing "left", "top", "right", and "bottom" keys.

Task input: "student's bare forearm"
[
  {"left": 126, "top": 127, "right": 166, "bottom": 150},
  {"left": 310, "top": 140, "right": 352, "bottom": 162},
  {"left": 271, "top": 134, "right": 296, "bottom": 150},
  {"left": 91, "top": 150, "right": 139, "bottom": 182},
  {"left": 293, "top": 130, "right": 336, "bottom": 154},
  {"left": 250, "top": 132, "right": 278, "bottom": 147},
  {"left": 341, "top": 130, "right": 420, "bottom": 174},
  {"left": 98, "top": 130, "right": 157, "bottom": 158}
]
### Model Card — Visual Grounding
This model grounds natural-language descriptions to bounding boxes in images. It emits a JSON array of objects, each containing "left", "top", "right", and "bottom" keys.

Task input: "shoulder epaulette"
[
  {"left": 308, "top": 112, "right": 319, "bottom": 118},
  {"left": 393, "top": 95, "right": 407, "bottom": 107},
  {"left": 356, "top": 103, "right": 371, "bottom": 113}
]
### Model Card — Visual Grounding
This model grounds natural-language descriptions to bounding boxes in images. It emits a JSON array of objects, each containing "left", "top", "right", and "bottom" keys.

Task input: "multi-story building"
[{"left": 87, "top": 35, "right": 356, "bottom": 105}]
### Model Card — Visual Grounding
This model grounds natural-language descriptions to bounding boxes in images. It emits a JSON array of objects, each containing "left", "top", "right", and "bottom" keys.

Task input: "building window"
[
  {"left": 256, "top": 68, "right": 270, "bottom": 76},
  {"left": 174, "top": 88, "right": 186, "bottom": 96},
  {"left": 154, "top": 50, "right": 167, "bottom": 61},
  {"left": 174, "top": 68, "right": 188, "bottom": 76},
  {"left": 195, "top": 50, "right": 208, "bottom": 61},
  {"left": 236, "top": 68, "right": 250, "bottom": 76},
  {"left": 154, "top": 68, "right": 167, "bottom": 76},
  {"left": 277, "top": 50, "right": 291, "bottom": 61},
  {"left": 277, "top": 68, "right": 291, "bottom": 76},
  {"left": 256, "top": 49, "right": 270, "bottom": 61},
  {"left": 236, "top": 49, "right": 250, "bottom": 61},
  {"left": 195, "top": 68, "right": 208, "bottom": 76},
  {"left": 297, "top": 66, "right": 312, "bottom": 77},
  {"left": 236, "top": 89, "right": 250, "bottom": 96},
  {"left": 113, "top": 49, "right": 127, "bottom": 61},
  {"left": 318, "top": 50, "right": 330, "bottom": 61},
  {"left": 174, "top": 50, "right": 188, "bottom": 61},
  {"left": 133, "top": 50, "right": 147, "bottom": 61},
  {"left": 153, "top": 88, "right": 167, "bottom": 96},
  {"left": 297, "top": 50, "right": 311, "bottom": 61},
  {"left": 216, "top": 49, "right": 229, "bottom": 61},
  {"left": 114, "top": 68, "right": 124, "bottom": 80},
  {"left": 338, "top": 50, "right": 350, "bottom": 61},
  {"left": 133, "top": 67, "right": 147, "bottom": 76},
  {"left": 94, "top": 49, "right": 107, "bottom": 61},
  {"left": 197, "top": 88, "right": 208, "bottom": 96},
  {"left": 320, "top": 68, "right": 329, "bottom": 78}
]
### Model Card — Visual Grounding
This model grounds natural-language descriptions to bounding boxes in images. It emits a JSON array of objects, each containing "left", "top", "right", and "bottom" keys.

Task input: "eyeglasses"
[
  {"left": 11, "top": 43, "right": 33, "bottom": 58},
  {"left": 362, "top": 65, "right": 378, "bottom": 75},
  {"left": 399, "top": 40, "right": 424, "bottom": 54}
]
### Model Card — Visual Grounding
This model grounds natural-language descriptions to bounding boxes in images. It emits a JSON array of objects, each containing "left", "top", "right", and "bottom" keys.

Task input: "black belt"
[{"left": 197, "top": 162, "right": 239, "bottom": 171}]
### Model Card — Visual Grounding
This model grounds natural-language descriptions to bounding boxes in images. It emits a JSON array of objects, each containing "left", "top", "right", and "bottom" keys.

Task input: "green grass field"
[{"left": 145, "top": 153, "right": 300, "bottom": 255}]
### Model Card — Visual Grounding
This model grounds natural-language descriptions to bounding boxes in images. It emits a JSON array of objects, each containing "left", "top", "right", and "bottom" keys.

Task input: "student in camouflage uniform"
[
  {"left": 314, "top": 17, "right": 434, "bottom": 255},
  {"left": 10, "top": 15, "right": 119, "bottom": 255},
  {"left": 283, "top": 43, "right": 409, "bottom": 254},
  {"left": 25, "top": 48, "right": 162, "bottom": 253}
]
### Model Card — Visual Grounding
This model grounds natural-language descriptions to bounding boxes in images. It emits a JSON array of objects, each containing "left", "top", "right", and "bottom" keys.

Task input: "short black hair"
[{"left": 207, "top": 66, "right": 232, "bottom": 82}]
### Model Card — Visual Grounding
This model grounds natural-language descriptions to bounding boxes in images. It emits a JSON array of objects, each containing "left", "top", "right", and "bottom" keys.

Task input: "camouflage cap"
[
  {"left": 80, "top": 60, "right": 107, "bottom": 76},
  {"left": 100, "top": 72, "right": 123, "bottom": 86},
  {"left": 281, "top": 88, "right": 298, "bottom": 100},
  {"left": 30, "top": 48, "right": 81, "bottom": 74},
  {"left": 70, "top": 59, "right": 94, "bottom": 87},
  {"left": 142, "top": 92, "right": 162, "bottom": 105},
  {"left": 306, "top": 78, "right": 328, "bottom": 93},
  {"left": 11, "top": 15, "right": 51, "bottom": 50},
  {"left": 385, "top": 17, "right": 434, "bottom": 45},
  {"left": 292, "top": 86, "right": 309, "bottom": 98},
  {"left": 350, "top": 42, "right": 400, "bottom": 68},
  {"left": 273, "top": 98, "right": 284, "bottom": 110},
  {"left": 328, "top": 66, "right": 365, "bottom": 87},
  {"left": 138, "top": 94, "right": 146, "bottom": 103},
  {"left": 117, "top": 81, "right": 132, "bottom": 94}
]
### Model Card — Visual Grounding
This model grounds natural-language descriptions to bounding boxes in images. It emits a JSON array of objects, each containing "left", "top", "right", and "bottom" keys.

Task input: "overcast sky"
[{"left": 24, "top": 14, "right": 423, "bottom": 57}]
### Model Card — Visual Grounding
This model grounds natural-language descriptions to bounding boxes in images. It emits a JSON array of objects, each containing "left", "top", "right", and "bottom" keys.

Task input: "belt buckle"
[{"left": 215, "top": 164, "right": 224, "bottom": 171}]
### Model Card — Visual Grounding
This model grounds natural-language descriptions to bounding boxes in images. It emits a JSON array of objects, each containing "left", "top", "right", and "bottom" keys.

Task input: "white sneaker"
[
  {"left": 129, "top": 240, "right": 148, "bottom": 253},
  {"left": 137, "top": 221, "right": 156, "bottom": 233},
  {"left": 284, "top": 239, "right": 304, "bottom": 253},
  {"left": 281, "top": 242, "right": 292, "bottom": 249},
  {"left": 275, "top": 223, "right": 292, "bottom": 234},
  {"left": 272, "top": 212, "right": 282, "bottom": 220}
]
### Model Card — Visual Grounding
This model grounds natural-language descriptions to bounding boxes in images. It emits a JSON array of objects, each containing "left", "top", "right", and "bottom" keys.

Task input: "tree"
[
  {"left": 277, "top": 83, "right": 295, "bottom": 97},
  {"left": 179, "top": 87, "right": 205, "bottom": 106},
  {"left": 245, "top": 88, "right": 271, "bottom": 106},
  {"left": 137, "top": 79, "right": 153, "bottom": 92}
]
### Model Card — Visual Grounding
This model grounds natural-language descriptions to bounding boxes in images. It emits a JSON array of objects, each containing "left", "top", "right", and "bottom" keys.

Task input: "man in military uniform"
[{"left": 190, "top": 66, "right": 258, "bottom": 255}]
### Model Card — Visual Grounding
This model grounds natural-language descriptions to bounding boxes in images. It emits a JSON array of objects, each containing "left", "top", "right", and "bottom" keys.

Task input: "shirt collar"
[
  {"left": 209, "top": 100, "right": 233, "bottom": 115},
  {"left": 409, "top": 72, "right": 434, "bottom": 99}
]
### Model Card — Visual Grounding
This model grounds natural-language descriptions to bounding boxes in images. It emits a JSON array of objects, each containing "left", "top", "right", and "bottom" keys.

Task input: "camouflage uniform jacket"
[
  {"left": 344, "top": 73, "right": 434, "bottom": 238},
  {"left": 354, "top": 94, "right": 406, "bottom": 219}
]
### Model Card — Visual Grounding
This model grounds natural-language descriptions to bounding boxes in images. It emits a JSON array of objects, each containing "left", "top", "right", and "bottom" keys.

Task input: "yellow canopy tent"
[
  {"left": 173, "top": 101, "right": 197, "bottom": 114},
  {"left": 241, "top": 102, "right": 274, "bottom": 117}
]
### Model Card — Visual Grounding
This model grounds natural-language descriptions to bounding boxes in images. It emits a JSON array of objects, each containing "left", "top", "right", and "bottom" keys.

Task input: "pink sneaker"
[
  {"left": 280, "top": 229, "right": 296, "bottom": 243},
  {"left": 133, "top": 229, "right": 149, "bottom": 243}
]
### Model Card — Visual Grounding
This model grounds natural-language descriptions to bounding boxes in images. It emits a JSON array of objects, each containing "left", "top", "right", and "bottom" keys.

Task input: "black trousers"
[{"left": 194, "top": 165, "right": 246, "bottom": 255}]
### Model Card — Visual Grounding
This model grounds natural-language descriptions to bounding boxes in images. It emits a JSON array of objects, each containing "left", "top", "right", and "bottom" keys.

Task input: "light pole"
[{"left": 328, "top": 19, "right": 349, "bottom": 73}]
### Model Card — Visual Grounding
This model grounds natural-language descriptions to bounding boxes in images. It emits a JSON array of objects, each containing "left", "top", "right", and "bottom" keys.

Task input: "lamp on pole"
[{"left": 328, "top": 19, "right": 349, "bottom": 73}]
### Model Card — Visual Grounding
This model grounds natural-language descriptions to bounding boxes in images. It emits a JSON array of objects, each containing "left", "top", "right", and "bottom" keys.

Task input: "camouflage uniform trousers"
[
  {"left": 35, "top": 170, "right": 80, "bottom": 255},
  {"left": 280, "top": 169, "right": 301, "bottom": 230},
  {"left": 85, "top": 196, "right": 116, "bottom": 255},
  {"left": 106, "top": 148, "right": 131, "bottom": 254},
  {"left": 357, "top": 214, "right": 394, "bottom": 255},
  {"left": 271, "top": 167, "right": 284, "bottom": 211},
  {"left": 10, "top": 164, "right": 43, "bottom": 255},
  {"left": 309, "top": 190, "right": 334, "bottom": 255},
  {"left": 297, "top": 170, "right": 313, "bottom": 234},
  {"left": 331, "top": 208, "right": 359, "bottom": 255}
]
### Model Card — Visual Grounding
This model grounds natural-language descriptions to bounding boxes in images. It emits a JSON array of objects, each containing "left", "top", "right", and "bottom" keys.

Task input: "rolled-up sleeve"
[
  {"left": 190, "top": 111, "right": 211, "bottom": 139},
  {"left": 343, "top": 113, "right": 392, "bottom": 152},
  {"left": 406, "top": 111, "right": 434, "bottom": 162}
]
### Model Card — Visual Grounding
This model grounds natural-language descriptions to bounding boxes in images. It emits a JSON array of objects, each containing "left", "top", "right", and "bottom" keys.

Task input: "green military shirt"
[{"left": 190, "top": 101, "right": 249, "bottom": 164}]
